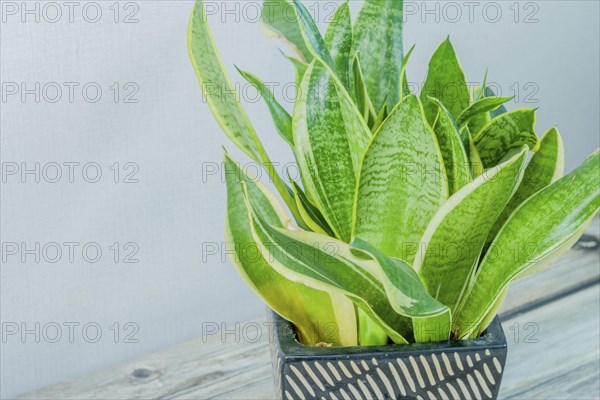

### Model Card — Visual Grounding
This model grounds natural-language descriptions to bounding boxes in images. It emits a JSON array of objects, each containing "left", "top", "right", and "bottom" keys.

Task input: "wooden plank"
[
  {"left": 19, "top": 218, "right": 600, "bottom": 400},
  {"left": 500, "top": 216, "right": 599, "bottom": 317},
  {"left": 500, "top": 285, "right": 600, "bottom": 399}
]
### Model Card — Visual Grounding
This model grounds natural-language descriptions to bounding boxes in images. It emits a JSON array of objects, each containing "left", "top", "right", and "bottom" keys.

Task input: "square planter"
[{"left": 268, "top": 311, "right": 507, "bottom": 400}]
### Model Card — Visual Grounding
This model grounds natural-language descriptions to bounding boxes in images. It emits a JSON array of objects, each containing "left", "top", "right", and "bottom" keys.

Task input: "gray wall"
[{"left": 1, "top": 1, "right": 598, "bottom": 397}]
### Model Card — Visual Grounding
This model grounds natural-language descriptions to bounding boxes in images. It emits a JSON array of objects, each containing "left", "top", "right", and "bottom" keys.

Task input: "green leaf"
[
  {"left": 261, "top": 0, "right": 313, "bottom": 61},
  {"left": 280, "top": 50, "right": 308, "bottom": 87},
  {"left": 289, "top": 178, "right": 335, "bottom": 236},
  {"left": 420, "top": 37, "right": 470, "bottom": 125},
  {"left": 486, "top": 127, "right": 565, "bottom": 246},
  {"left": 236, "top": 67, "right": 293, "bottom": 146},
  {"left": 486, "top": 86, "right": 508, "bottom": 119},
  {"left": 291, "top": 0, "right": 336, "bottom": 71},
  {"left": 294, "top": 60, "right": 371, "bottom": 242},
  {"left": 474, "top": 108, "right": 540, "bottom": 168},
  {"left": 466, "top": 86, "right": 507, "bottom": 135},
  {"left": 357, "top": 308, "right": 389, "bottom": 346},
  {"left": 400, "top": 44, "right": 415, "bottom": 100},
  {"left": 224, "top": 153, "right": 355, "bottom": 346},
  {"left": 463, "top": 128, "right": 484, "bottom": 178},
  {"left": 454, "top": 150, "right": 600, "bottom": 338},
  {"left": 188, "top": 0, "right": 303, "bottom": 224},
  {"left": 429, "top": 97, "right": 471, "bottom": 194},
  {"left": 456, "top": 96, "right": 514, "bottom": 129},
  {"left": 351, "top": 239, "right": 451, "bottom": 343},
  {"left": 350, "top": 53, "right": 377, "bottom": 123},
  {"left": 414, "top": 148, "right": 528, "bottom": 313},
  {"left": 352, "top": 0, "right": 404, "bottom": 111},
  {"left": 354, "top": 95, "right": 448, "bottom": 263},
  {"left": 244, "top": 193, "right": 412, "bottom": 344},
  {"left": 370, "top": 103, "right": 389, "bottom": 133},
  {"left": 246, "top": 192, "right": 452, "bottom": 344},
  {"left": 324, "top": 2, "right": 353, "bottom": 91},
  {"left": 189, "top": 0, "right": 262, "bottom": 163}
]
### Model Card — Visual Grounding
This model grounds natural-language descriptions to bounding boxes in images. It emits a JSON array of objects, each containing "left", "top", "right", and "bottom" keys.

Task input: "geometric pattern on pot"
[
  {"left": 269, "top": 311, "right": 508, "bottom": 400},
  {"left": 281, "top": 351, "right": 504, "bottom": 400}
]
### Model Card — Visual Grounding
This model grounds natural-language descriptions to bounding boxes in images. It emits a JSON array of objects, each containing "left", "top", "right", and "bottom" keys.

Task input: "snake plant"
[{"left": 189, "top": 0, "right": 600, "bottom": 346}]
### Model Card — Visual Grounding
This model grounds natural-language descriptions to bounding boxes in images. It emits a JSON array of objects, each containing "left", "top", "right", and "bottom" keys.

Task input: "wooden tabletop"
[{"left": 20, "top": 218, "right": 600, "bottom": 400}]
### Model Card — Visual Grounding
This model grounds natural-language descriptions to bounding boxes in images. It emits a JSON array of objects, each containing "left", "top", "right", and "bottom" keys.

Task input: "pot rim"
[{"left": 270, "top": 310, "right": 507, "bottom": 359}]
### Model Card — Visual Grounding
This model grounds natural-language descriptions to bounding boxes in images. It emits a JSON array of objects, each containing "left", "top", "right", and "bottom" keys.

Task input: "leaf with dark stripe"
[
  {"left": 245, "top": 191, "right": 411, "bottom": 343},
  {"left": 291, "top": 0, "right": 336, "bottom": 72},
  {"left": 400, "top": 44, "right": 415, "bottom": 100},
  {"left": 429, "top": 97, "right": 470, "bottom": 194},
  {"left": 324, "top": 2, "right": 353, "bottom": 91},
  {"left": 246, "top": 190, "right": 453, "bottom": 344},
  {"left": 456, "top": 96, "right": 514, "bottom": 129},
  {"left": 224, "top": 153, "right": 354, "bottom": 346},
  {"left": 455, "top": 150, "right": 600, "bottom": 338},
  {"left": 467, "top": 85, "right": 491, "bottom": 135},
  {"left": 474, "top": 108, "right": 540, "bottom": 168},
  {"left": 261, "top": 0, "right": 312, "bottom": 61},
  {"left": 352, "top": 239, "right": 451, "bottom": 342},
  {"left": 354, "top": 95, "right": 448, "bottom": 263},
  {"left": 486, "top": 127, "right": 564, "bottom": 246},
  {"left": 189, "top": 1, "right": 263, "bottom": 162},
  {"left": 237, "top": 67, "right": 293, "bottom": 146},
  {"left": 487, "top": 86, "right": 508, "bottom": 118},
  {"left": 294, "top": 60, "right": 371, "bottom": 242},
  {"left": 289, "top": 179, "right": 335, "bottom": 236},
  {"left": 420, "top": 37, "right": 470, "bottom": 125},
  {"left": 188, "top": 0, "right": 302, "bottom": 224},
  {"left": 414, "top": 148, "right": 528, "bottom": 312},
  {"left": 370, "top": 103, "right": 389, "bottom": 133},
  {"left": 352, "top": 0, "right": 404, "bottom": 111},
  {"left": 350, "top": 52, "right": 377, "bottom": 123},
  {"left": 463, "top": 128, "right": 484, "bottom": 178}
]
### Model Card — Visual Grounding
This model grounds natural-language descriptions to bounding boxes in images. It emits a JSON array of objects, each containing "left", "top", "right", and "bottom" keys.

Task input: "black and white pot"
[{"left": 269, "top": 311, "right": 507, "bottom": 400}]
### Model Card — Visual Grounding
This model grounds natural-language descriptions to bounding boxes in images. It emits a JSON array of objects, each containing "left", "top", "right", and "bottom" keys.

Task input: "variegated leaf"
[
  {"left": 294, "top": 60, "right": 371, "bottom": 242},
  {"left": 289, "top": 179, "right": 335, "bottom": 236},
  {"left": 246, "top": 189, "right": 452, "bottom": 344},
  {"left": 400, "top": 44, "right": 415, "bottom": 100},
  {"left": 466, "top": 86, "right": 508, "bottom": 135},
  {"left": 456, "top": 96, "right": 514, "bottom": 129},
  {"left": 370, "top": 103, "right": 389, "bottom": 133},
  {"left": 429, "top": 97, "right": 470, "bottom": 194},
  {"left": 351, "top": 239, "right": 451, "bottom": 343},
  {"left": 356, "top": 308, "right": 389, "bottom": 346},
  {"left": 354, "top": 95, "right": 448, "bottom": 263},
  {"left": 188, "top": 0, "right": 302, "bottom": 224},
  {"left": 291, "top": 0, "right": 336, "bottom": 71},
  {"left": 486, "top": 127, "right": 565, "bottom": 245},
  {"left": 487, "top": 86, "right": 508, "bottom": 118},
  {"left": 420, "top": 37, "right": 470, "bottom": 125},
  {"left": 474, "top": 108, "right": 540, "bottom": 168},
  {"left": 224, "top": 153, "right": 354, "bottom": 346},
  {"left": 463, "top": 127, "right": 484, "bottom": 178},
  {"left": 189, "top": 0, "right": 262, "bottom": 162},
  {"left": 352, "top": 0, "right": 404, "bottom": 111},
  {"left": 261, "top": 0, "right": 312, "bottom": 61},
  {"left": 455, "top": 150, "right": 600, "bottom": 338},
  {"left": 350, "top": 52, "right": 377, "bottom": 124},
  {"left": 324, "top": 2, "right": 353, "bottom": 91},
  {"left": 244, "top": 192, "right": 411, "bottom": 344},
  {"left": 414, "top": 148, "right": 528, "bottom": 312},
  {"left": 236, "top": 67, "right": 293, "bottom": 146}
]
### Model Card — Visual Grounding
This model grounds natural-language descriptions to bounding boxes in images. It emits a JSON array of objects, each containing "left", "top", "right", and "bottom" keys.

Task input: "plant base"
[{"left": 268, "top": 310, "right": 507, "bottom": 400}]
